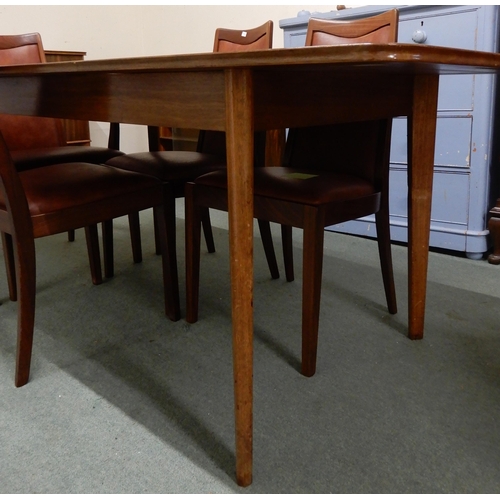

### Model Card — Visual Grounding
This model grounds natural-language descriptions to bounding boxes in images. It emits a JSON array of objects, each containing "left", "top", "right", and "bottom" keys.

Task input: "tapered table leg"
[
  {"left": 225, "top": 68, "right": 255, "bottom": 487},
  {"left": 407, "top": 74, "right": 439, "bottom": 340}
]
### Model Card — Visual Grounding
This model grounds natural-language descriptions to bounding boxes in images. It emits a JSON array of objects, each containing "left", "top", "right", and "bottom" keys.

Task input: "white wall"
[{"left": 0, "top": 5, "right": 335, "bottom": 152}]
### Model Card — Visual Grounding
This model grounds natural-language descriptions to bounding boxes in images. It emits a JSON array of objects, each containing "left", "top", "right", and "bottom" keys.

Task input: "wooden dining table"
[{"left": 1, "top": 43, "right": 500, "bottom": 486}]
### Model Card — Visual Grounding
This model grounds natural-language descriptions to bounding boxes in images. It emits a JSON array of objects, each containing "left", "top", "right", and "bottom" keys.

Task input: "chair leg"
[
  {"left": 100, "top": 220, "right": 114, "bottom": 279},
  {"left": 281, "top": 224, "right": 294, "bottom": 282},
  {"left": 301, "top": 207, "right": 325, "bottom": 378},
  {"left": 128, "top": 212, "right": 143, "bottom": 263},
  {"left": 201, "top": 207, "right": 216, "bottom": 254},
  {"left": 375, "top": 208, "right": 397, "bottom": 314},
  {"left": 154, "top": 201, "right": 210, "bottom": 257},
  {"left": 155, "top": 185, "right": 180, "bottom": 321},
  {"left": 1, "top": 232, "right": 17, "bottom": 301},
  {"left": 153, "top": 208, "right": 162, "bottom": 256},
  {"left": 185, "top": 182, "right": 202, "bottom": 324},
  {"left": 68, "top": 229, "right": 75, "bottom": 242},
  {"left": 257, "top": 219, "right": 280, "bottom": 279},
  {"left": 85, "top": 225, "right": 103, "bottom": 285},
  {"left": 14, "top": 234, "right": 36, "bottom": 388}
]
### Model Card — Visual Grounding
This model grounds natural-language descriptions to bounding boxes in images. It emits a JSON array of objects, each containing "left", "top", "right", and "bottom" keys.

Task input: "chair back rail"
[
  {"left": 305, "top": 9, "right": 398, "bottom": 46},
  {"left": 198, "top": 21, "right": 273, "bottom": 158}
]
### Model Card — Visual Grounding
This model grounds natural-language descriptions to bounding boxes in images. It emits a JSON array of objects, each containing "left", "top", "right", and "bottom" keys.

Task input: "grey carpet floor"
[{"left": 0, "top": 205, "right": 499, "bottom": 493}]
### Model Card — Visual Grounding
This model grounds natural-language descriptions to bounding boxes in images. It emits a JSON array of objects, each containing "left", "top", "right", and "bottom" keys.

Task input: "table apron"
[
  {"left": 0, "top": 70, "right": 227, "bottom": 130},
  {"left": 0, "top": 69, "right": 419, "bottom": 132},
  {"left": 253, "top": 71, "right": 415, "bottom": 129}
]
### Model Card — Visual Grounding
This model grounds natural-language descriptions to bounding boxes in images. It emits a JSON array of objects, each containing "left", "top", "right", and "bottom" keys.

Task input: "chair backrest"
[
  {"left": 213, "top": 21, "right": 273, "bottom": 52},
  {"left": 0, "top": 32, "right": 66, "bottom": 151},
  {"left": 285, "top": 10, "right": 398, "bottom": 185},
  {"left": 197, "top": 21, "right": 273, "bottom": 164},
  {"left": 305, "top": 9, "right": 398, "bottom": 46}
]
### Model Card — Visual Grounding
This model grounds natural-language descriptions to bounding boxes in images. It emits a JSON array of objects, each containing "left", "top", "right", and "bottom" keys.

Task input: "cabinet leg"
[{"left": 487, "top": 200, "right": 500, "bottom": 264}]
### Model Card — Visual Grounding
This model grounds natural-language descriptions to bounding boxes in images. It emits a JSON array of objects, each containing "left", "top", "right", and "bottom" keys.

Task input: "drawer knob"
[{"left": 412, "top": 30, "right": 427, "bottom": 44}]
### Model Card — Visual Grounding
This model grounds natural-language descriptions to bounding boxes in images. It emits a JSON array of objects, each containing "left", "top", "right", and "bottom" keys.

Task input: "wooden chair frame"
[
  {"left": 0, "top": 134, "right": 180, "bottom": 387},
  {"left": 0, "top": 32, "right": 124, "bottom": 291}
]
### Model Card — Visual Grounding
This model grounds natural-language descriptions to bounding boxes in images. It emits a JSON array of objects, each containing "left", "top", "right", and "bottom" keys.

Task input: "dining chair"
[
  {"left": 0, "top": 130, "right": 180, "bottom": 388},
  {"left": 105, "top": 20, "right": 282, "bottom": 281},
  {"left": 0, "top": 32, "right": 124, "bottom": 294},
  {"left": 185, "top": 9, "right": 399, "bottom": 377}
]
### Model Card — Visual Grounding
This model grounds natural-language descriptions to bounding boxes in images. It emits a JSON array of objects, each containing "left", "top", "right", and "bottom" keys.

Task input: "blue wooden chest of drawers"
[{"left": 280, "top": 5, "right": 500, "bottom": 259}]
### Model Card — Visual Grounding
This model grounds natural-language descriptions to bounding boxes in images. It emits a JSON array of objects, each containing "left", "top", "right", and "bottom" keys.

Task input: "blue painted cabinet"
[{"left": 280, "top": 5, "right": 500, "bottom": 259}]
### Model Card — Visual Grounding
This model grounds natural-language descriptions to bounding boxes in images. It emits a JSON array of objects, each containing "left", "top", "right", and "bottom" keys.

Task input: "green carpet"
[{"left": 0, "top": 205, "right": 499, "bottom": 493}]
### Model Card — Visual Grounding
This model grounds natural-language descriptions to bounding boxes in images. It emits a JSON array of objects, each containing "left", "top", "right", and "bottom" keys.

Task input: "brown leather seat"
[
  {"left": 0, "top": 163, "right": 161, "bottom": 216},
  {"left": 106, "top": 151, "right": 227, "bottom": 197},
  {"left": 12, "top": 145, "right": 123, "bottom": 172},
  {"left": 199, "top": 167, "right": 376, "bottom": 206},
  {"left": 186, "top": 10, "right": 399, "bottom": 378}
]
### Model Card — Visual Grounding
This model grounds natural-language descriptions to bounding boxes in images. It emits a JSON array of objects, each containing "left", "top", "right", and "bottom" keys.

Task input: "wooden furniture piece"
[
  {"left": 44, "top": 49, "right": 91, "bottom": 147},
  {"left": 281, "top": 5, "right": 500, "bottom": 261},
  {"left": 0, "top": 32, "right": 124, "bottom": 291},
  {"left": 1, "top": 43, "right": 499, "bottom": 487},
  {"left": 0, "top": 134, "right": 180, "bottom": 387},
  {"left": 105, "top": 21, "right": 280, "bottom": 280},
  {"left": 185, "top": 10, "right": 399, "bottom": 378},
  {"left": 487, "top": 200, "right": 500, "bottom": 264}
]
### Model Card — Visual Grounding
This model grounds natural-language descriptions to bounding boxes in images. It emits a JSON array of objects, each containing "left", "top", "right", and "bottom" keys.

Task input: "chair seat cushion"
[
  {"left": 0, "top": 163, "right": 161, "bottom": 216},
  {"left": 11, "top": 146, "right": 124, "bottom": 172},
  {"left": 106, "top": 151, "right": 226, "bottom": 187},
  {"left": 195, "top": 167, "right": 376, "bottom": 205}
]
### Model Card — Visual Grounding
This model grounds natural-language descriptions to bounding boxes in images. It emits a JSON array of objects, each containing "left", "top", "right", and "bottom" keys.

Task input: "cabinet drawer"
[
  {"left": 398, "top": 8, "right": 478, "bottom": 49},
  {"left": 390, "top": 116, "right": 473, "bottom": 169},
  {"left": 399, "top": 8, "right": 479, "bottom": 111},
  {"left": 389, "top": 169, "right": 470, "bottom": 225}
]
